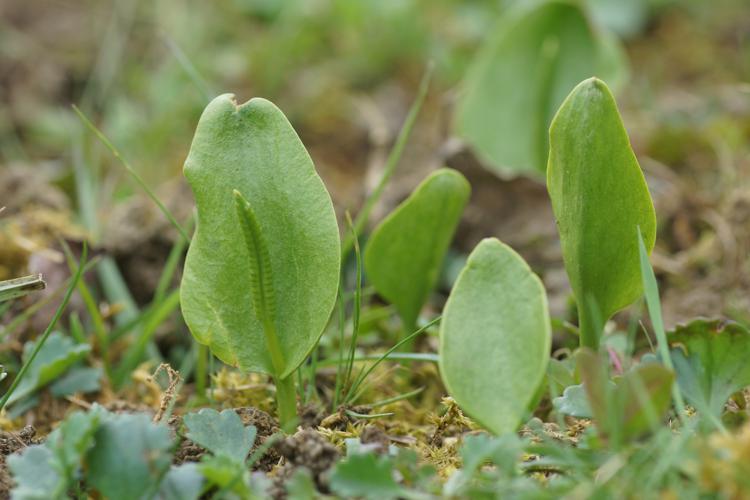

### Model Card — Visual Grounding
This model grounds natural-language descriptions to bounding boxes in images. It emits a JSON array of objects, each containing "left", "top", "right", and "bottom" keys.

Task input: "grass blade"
[
  {"left": 0, "top": 275, "right": 45, "bottom": 303},
  {"left": 637, "top": 228, "right": 688, "bottom": 426},
  {"left": 71, "top": 104, "right": 190, "bottom": 242},
  {"left": 341, "top": 63, "right": 433, "bottom": 261},
  {"left": 0, "top": 244, "right": 87, "bottom": 410}
]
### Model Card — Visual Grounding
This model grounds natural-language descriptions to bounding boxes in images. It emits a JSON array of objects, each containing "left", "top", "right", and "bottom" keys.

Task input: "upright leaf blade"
[
  {"left": 181, "top": 95, "right": 340, "bottom": 378},
  {"left": 439, "top": 238, "right": 551, "bottom": 435},
  {"left": 365, "top": 168, "right": 470, "bottom": 332},
  {"left": 456, "top": 1, "right": 627, "bottom": 175},
  {"left": 547, "top": 78, "right": 656, "bottom": 349}
]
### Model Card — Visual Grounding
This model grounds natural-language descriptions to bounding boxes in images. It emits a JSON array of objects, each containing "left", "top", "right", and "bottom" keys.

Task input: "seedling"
[
  {"left": 365, "top": 168, "right": 470, "bottom": 336},
  {"left": 439, "top": 238, "right": 551, "bottom": 435},
  {"left": 547, "top": 77, "right": 656, "bottom": 350},
  {"left": 180, "top": 95, "right": 340, "bottom": 430}
]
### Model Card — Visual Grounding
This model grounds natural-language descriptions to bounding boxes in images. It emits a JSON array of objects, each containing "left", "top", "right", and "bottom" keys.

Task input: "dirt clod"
[
  {"left": 271, "top": 428, "right": 340, "bottom": 497},
  {"left": 0, "top": 426, "right": 39, "bottom": 499}
]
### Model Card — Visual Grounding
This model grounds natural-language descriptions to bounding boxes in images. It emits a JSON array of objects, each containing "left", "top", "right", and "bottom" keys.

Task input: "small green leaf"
[
  {"left": 46, "top": 410, "right": 101, "bottom": 484},
  {"left": 578, "top": 349, "right": 673, "bottom": 444},
  {"left": 285, "top": 469, "right": 318, "bottom": 499},
  {"left": 86, "top": 412, "right": 173, "bottom": 499},
  {"left": 330, "top": 453, "right": 404, "bottom": 500},
  {"left": 8, "top": 332, "right": 90, "bottom": 405},
  {"left": 198, "top": 454, "right": 252, "bottom": 497},
  {"left": 365, "top": 168, "right": 470, "bottom": 331},
  {"left": 439, "top": 238, "right": 551, "bottom": 435},
  {"left": 158, "top": 463, "right": 204, "bottom": 500},
  {"left": 183, "top": 408, "right": 257, "bottom": 463},
  {"left": 181, "top": 95, "right": 340, "bottom": 379},
  {"left": 456, "top": 1, "right": 627, "bottom": 175},
  {"left": 553, "top": 384, "right": 593, "bottom": 418},
  {"left": 49, "top": 367, "right": 101, "bottom": 397},
  {"left": 547, "top": 78, "right": 656, "bottom": 349},
  {"left": 8, "top": 446, "right": 64, "bottom": 500},
  {"left": 668, "top": 319, "right": 750, "bottom": 419}
]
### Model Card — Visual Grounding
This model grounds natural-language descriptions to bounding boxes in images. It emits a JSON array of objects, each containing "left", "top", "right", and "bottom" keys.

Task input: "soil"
[
  {"left": 0, "top": 426, "right": 39, "bottom": 500},
  {"left": 270, "top": 428, "right": 341, "bottom": 498}
]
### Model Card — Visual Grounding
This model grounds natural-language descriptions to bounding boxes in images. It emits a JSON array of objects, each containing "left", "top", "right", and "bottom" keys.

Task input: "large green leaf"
[
  {"left": 439, "top": 238, "right": 551, "bottom": 435},
  {"left": 668, "top": 319, "right": 750, "bottom": 419},
  {"left": 455, "top": 0, "right": 627, "bottom": 176},
  {"left": 365, "top": 168, "right": 470, "bottom": 331},
  {"left": 181, "top": 95, "right": 340, "bottom": 378},
  {"left": 547, "top": 78, "right": 656, "bottom": 349}
]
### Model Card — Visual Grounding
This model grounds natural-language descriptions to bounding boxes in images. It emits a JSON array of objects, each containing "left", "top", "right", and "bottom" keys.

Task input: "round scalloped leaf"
[{"left": 669, "top": 319, "right": 750, "bottom": 418}]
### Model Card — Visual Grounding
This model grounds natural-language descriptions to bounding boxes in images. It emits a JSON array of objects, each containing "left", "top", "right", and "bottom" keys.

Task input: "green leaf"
[
  {"left": 181, "top": 94, "right": 340, "bottom": 379},
  {"left": 365, "top": 168, "right": 470, "bottom": 331},
  {"left": 586, "top": 0, "right": 649, "bottom": 38},
  {"left": 0, "top": 274, "right": 45, "bottom": 303},
  {"left": 49, "top": 367, "right": 101, "bottom": 397},
  {"left": 553, "top": 384, "right": 593, "bottom": 418},
  {"left": 86, "top": 412, "right": 173, "bottom": 499},
  {"left": 7, "top": 445, "right": 64, "bottom": 500},
  {"left": 285, "top": 469, "right": 318, "bottom": 499},
  {"left": 8, "top": 332, "right": 90, "bottom": 405},
  {"left": 198, "top": 454, "right": 252, "bottom": 497},
  {"left": 157, "top": 464, "right": 204, "bottom": 500},
  {"left": 330, "top": 453, "right": 404, "bottom": 500},
  {"left": 183, "top": 408, "right": 256, "bottom": 463},
  {"left": 439, "top": 238, "right": 551, "bottom": 435},
  {"left": 444, "top": 433, "right": 522, "bottom": 496},
  {"left": 547, "top": 78, "right": 656, "bottom": 349},
  {"left": 578, "top": 349, "right": 674, "bottom": 444},
  {"left": 45, "top": 409, "right": 101, "bottom": 484},
  {"left": 668, "top": 319, "right": 750, "bottom": 418},
  {"left": 456, "top": 1, "right": 627, "bottom": 175}
]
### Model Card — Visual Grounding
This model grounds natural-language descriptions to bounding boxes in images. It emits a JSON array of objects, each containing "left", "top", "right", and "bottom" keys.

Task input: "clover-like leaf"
[
  {"left": 439, "top": 238, "right": 551, "bottom": 435},
  {"left": 553, "top": 384, "right": 593, "bottom": 418},
  {"left": 668, "top": 319, "right": 750, "bottom": 418},
  {"left": 86, "top": 412, "right": 173, "bottom": 499},
  {"left": 365, "top": 168, "right": 470, "bottom": 332},
  {"left": 183, "top": 408, "right": 256, "bottom": 464},
  {"left": 181, "top": 95, "right": 340, "bottom": 379},
  {"left": 547, "top": 78, "right": 656, "bottom": 349},
  {"left": 456, "top": 1, "right": 627, "bottom": 175}
]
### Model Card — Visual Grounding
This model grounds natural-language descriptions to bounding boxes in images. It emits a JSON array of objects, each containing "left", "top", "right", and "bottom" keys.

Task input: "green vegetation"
[{"left": 2, "top": 0, "right": 750, "bottom": 498}]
